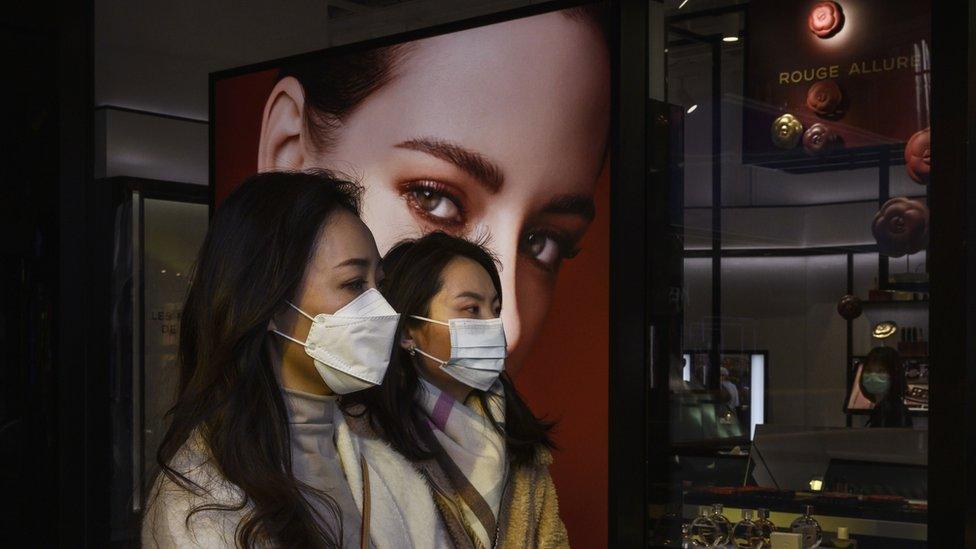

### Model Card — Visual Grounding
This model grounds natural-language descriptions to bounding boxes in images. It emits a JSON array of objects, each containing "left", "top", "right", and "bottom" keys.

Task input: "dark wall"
[
  {"left": 0, "top": 2, "right": 102, "bottom": 546},
  {"left": 0, "top": 6, "right": 63, "bottom": 546}
]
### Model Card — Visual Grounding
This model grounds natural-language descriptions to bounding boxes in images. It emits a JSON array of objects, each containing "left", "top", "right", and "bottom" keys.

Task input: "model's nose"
[{"left": 488, "top": 227, "right": 522, "bottom": 359}]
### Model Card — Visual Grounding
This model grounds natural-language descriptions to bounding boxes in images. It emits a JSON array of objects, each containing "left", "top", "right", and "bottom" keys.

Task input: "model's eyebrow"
[
  {"left": 334, "top": 258, "right": 370, "bottom": 269},
  {"left": 395, "top": 137, "right": 504, "bottom": 193},
  {"left": 541, "top": 193, "right": 596, "bottom": 222}
]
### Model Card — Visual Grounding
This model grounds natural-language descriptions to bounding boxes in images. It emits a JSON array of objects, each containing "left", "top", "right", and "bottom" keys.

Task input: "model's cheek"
[
  {"left": 357, "top": 173, "right": 425, "bottom": 256},
  {"left": 479, "top": 216, "right": 555, "bottom": 373},
  {"left": 506, "top": 256, "right": 553, "bottom": 374}
]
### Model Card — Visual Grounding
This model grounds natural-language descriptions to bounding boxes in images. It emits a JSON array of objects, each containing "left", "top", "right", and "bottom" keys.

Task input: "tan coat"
[{"left": 496, "top": 449, "right": 569, "bottom": 548}]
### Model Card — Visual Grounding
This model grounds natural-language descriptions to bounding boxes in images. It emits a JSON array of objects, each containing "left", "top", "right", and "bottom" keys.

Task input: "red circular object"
[
  {"left": 837, "top": 294, "right": 863, "bottom": 320},
  {"left": 806, "top": 79, "right": 844, "bottom": 118},
  {"left": 872, "top": 197, "right": 930, "bottom": 257},
  {"left": 904, "top": 128, "right": 931, "bottom": 185},
  {"left": 802, "top": 123, "right": 842, "bottom": 155},
  {"left": 809, "top": 1, "right": 844, "bottom": 38}
]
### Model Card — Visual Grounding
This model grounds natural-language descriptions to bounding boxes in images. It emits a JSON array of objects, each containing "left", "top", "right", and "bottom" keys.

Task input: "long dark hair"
[
  {"left": 152, "top": 170, "right": 362, "bottom": 548},
  {"left": 860, "top": 346, "right": 907, "bottom": 403},
  {"left": 342, "top": 232, "right": 555, "bottom": 465},
  {"left": 279, "top": 5, "right": 606, "bottom": 153}
]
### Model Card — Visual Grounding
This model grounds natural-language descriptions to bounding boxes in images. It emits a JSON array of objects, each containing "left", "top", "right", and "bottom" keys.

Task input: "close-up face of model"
[{"left": 258, "top": 10, "right": 610, "bottom": 369}]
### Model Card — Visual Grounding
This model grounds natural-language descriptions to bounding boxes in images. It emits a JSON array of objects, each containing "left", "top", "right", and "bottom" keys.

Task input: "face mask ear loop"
[
  {"left": 270, "top": 329, "right": 308, "bottom": 348},
  {"left": 410, "top": 314, "right": 450, "bottom": 327},
  {"left": 287, "top": 301, "right": 317, "bottom": 322},
  {"left": 412, "top": 346, "right": 448, "bottom": 366}
]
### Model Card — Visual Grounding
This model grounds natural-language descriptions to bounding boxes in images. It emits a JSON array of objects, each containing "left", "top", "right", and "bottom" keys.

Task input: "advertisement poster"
[
  {"left": 212, "top": 5, "right": 610, "bottom": 546},
  {"left": 744, "top": 0, "right": 931, "bottom": 166}
]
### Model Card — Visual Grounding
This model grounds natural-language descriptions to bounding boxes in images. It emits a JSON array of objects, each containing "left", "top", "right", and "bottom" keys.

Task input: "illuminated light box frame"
[{"left": 682, "top": 350, "right": 768, "bottom": 440}]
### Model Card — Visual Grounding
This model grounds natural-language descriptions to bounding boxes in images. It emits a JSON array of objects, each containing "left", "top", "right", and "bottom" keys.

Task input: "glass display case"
[
  {"left": 104, "top": 178, "right": 208, "bottom": 545},
  {"left": 622, "top": 1, "right": 949, "bottom": 547}
]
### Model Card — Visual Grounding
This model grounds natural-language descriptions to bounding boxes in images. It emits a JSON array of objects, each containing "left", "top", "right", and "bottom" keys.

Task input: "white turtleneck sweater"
[{"left": 142, "top": 388, "right": 367, "bottom": 548}]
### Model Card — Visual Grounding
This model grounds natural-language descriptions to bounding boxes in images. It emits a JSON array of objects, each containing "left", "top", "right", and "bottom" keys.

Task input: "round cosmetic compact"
[
  {"left": 873, "top": 321, "right": 898, "bottom": 340},
  {"left": 772, "top": 113, "right": 804, "bottom": 149},
  {"left": 809, "top": 1, "right": 845, "bottom": 39},
  {"left": 803, "top": 123, "right": 843, "bottom": 155},
  {"left": 904, "top": 128, "right": 931, "bottom": 185},
  {"left": 806, "top": 79, "right": 845, "bottom": 119}
]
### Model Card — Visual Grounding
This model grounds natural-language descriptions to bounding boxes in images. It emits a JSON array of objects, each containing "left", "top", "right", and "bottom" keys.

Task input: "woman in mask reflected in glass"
[
  {"left": 339, "top": 232, "right": 567, "bottom": 548},
  {"left": 143, "top": 170, "right": 400, "bottom": 548},
  {"left": 860, "top": 346, "right": 913, "bottom": 428}
]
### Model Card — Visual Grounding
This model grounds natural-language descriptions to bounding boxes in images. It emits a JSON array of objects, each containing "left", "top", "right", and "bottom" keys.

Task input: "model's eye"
[
  {"left": 414, "top": 189, "right": 457, "bottom": 218},
  {"left": 520, "top": 230, "right": 581, "bottom": 272},
  {"left": 403, "top": 180, "right": 464, "bottom": 226},
  {"left": 523, "top": 232, "right": 559, "bottom": 265}
]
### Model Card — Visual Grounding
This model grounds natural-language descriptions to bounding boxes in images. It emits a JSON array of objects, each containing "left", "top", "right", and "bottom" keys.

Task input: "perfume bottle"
[
  {"left": 755, "top": 508, "right": 776, "bottom": 545},
  {"left": 710, "top": 504, "right": 733, "bottom": 545},
  {"left": 790, "top": 505, "right": 823, "bottom": 548},
  {"left": 690, "top": 506, "right": 719, "bottom": 547},
  {"left": 732, "top": 509, "right": 764, "bottom": 548},
  {"left": 682, "top": 522, "right": 704, "bottom": 549}
]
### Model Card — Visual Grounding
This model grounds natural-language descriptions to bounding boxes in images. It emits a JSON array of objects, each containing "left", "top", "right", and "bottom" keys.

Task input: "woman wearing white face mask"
[
  {"left": 143, "top": 171, "right": 399, "bottom": 548},
  {"left": 339, "top": 232, "right": 568, "bottom": 549}
]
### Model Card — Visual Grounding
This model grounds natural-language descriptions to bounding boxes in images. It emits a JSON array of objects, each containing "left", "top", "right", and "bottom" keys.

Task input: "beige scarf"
[{"left": 416, "top": 378, "right": 508, "bottom": 548}]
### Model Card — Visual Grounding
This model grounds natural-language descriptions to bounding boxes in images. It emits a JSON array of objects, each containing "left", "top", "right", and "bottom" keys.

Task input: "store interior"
[
  {"left": 8, "top": 0, "right": 973, "bottom": 547},
  {"left": 655, "top": 1, "right": 930, "bottom": 547}
]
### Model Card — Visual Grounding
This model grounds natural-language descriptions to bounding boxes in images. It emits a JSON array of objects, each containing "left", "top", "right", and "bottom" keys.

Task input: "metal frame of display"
[
  {"left": 927, "top": 0, "right": 976, "bottom": 546},
  {"left": 609, "top": 1, "right": 651, "bottom": 545}
]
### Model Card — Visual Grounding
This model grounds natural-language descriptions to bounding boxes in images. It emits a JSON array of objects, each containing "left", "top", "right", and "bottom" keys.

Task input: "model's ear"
[{"left": 258, "top": 76, "right": 307, "bottom": 171}]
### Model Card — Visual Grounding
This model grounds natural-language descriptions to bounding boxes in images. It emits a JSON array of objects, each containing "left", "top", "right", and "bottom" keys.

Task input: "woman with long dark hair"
[
  {"left": 338, "top": 232, "right": 567, "bottom": 548},
  {"left": 143, "top": 170, "right": 400, "bottom": 548}
]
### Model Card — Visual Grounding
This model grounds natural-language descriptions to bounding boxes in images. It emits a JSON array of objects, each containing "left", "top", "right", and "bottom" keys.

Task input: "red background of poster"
[{"left": 213, "top": 70, "right": 610, "bottom": 548}]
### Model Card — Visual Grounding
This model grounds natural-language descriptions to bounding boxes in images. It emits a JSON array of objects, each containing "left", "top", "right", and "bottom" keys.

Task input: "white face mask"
[
  {"left": 409, "top": 315, "right": 507, "bottom": 391},
  {"left": 272, "top": 288, "right": 400, "bottom": 394}
]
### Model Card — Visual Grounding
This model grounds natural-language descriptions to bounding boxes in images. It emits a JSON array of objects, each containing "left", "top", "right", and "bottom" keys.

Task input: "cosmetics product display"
[
  {"left": 756, "top": 509, "right": 777, "bottom": 546},
  {"left": 732, "top": 509, "right": 765, "bottom": 549},
  {"left": 790, "top": 506, "right": 824, "bottom": 548},
  {"left": 691, "top": 506, "right": 721, "bottom": 547},
  {"left": 712, "top": 504, "right": 734, "bottom": 545}
]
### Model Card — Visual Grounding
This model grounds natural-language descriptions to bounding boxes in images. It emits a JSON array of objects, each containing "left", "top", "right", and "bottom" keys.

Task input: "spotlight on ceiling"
[
  {"left": 675, "top": 80, "right": 697, "bottom": 115},
  {"left": 723, "top": 13, "right": 741, "bottom": 44},
  {"left": 678, "top": 0, "right": 691, "bottom": 8}
]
